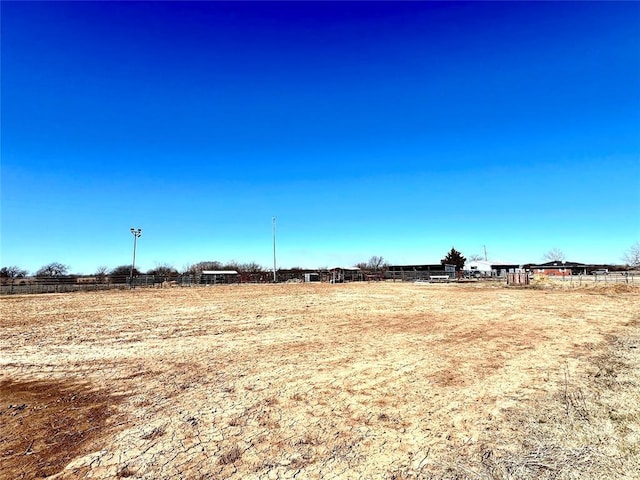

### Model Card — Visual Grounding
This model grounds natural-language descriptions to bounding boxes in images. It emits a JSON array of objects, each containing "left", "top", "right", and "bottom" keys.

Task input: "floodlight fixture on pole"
[
  {"left": 272, "top": 216, "right": 277, "bottom": 283},
  {"left": 130, "top": 227, "right": 142, "bottom": 288}
]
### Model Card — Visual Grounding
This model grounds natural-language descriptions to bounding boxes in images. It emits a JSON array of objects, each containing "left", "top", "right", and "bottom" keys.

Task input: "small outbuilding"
[
  {"left": 329, "top": 267, "right": 362, "bottom": 283},
  {"left": 200, "top": 270, "right": 239, "bottom": 284},
  {"left": 386, "top": 264, "right": 455, "bottom": 281},
  {"left": 304, "top": 272, "right": 320, "bottom": 282},
  {"left": 526, "top": 261, "right": 587, "bottom": 276},
  {"left": 463, "top": 260, "right": 522, "bottom": 278},
  {"left": 463, "top": 260, "right": 494, "bottom": 277}
]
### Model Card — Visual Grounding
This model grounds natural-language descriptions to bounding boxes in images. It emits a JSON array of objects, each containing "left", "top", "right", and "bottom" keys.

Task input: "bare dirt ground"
[{"left": 1, "top": 282, "right": 639, "bottom": 479}]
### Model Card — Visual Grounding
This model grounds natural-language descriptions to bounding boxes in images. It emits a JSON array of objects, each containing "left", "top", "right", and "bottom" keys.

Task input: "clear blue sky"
[{"left": 2, "top": 1, "right": 639, "bottom": 274}]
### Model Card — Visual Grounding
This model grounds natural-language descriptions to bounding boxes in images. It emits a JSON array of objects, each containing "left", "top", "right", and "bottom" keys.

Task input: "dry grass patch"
[
  {"left": 1, "top": 282, "right": 638, "bottom": 479},
  {"left": 219, "top": 444, "right": 243, "bottom": 465}
]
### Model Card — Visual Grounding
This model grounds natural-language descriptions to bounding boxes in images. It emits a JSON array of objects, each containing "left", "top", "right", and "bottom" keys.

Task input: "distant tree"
[
  {"left": 95, "top": 266, "right": 109, "bottom": 283},
  {"left": 110, "top": 265, "right": 140, "bottom": 277},
  {"left": 356, "top": 256, "right": 388, "bottom": 272},
  {"left": 369, "top": 256, "right": 388, "bottom": 271},
  {"left": 35, "top": 262, "right": 69, "bottom": 277},
  {"left": 222, "top": 260, "right": 241, "bottom": 272},
  {"left": 543, "top": 248, "right": 566, "bottom": 262},
  {"left": 241, "top": 262, "right": 265, "bottom": 273},
  {"left": 468, "top": 254, "right": 484, "bottom": 262},
  {"left": 441, "top": 248, "right": 466, "bottom": 271},
  {"left": 203, "top": 261, "right": 223, "bottom": 271},
  {"left": 186, "top": 261, "right": 223, "bottom": 275},
  {"left": 0, "top": 266, "right": 28, "bottom": 279},
  {"left": 147, "top": 263, "right": 178, "bottom": 280},
  {"left": 623, "top": 242, "right": 640, "bottom": 268}
]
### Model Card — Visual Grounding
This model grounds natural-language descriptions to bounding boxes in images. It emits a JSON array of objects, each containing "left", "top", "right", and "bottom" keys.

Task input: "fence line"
[
  {"left": 526, "top": 272, "right": 638, "bottom": 286},
  {"left": 2, "top": 271, "right": 638, "bottom": 295},
  {"left": 1, "top": 271, "right": 335, "bottom": 294},
  {"left": 0, "top": 274, "right": 203, "bottom": 295},
  {"left": 569, "top": 272, "right": 637, "bottom": 285}
]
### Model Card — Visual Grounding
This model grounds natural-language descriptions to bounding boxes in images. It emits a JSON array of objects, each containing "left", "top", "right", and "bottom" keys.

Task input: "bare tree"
[
  {"left": 187, "top": 261, "right": 223, "bottom": 275},
  {"left": 35, "top": 262, "right": 69, "bottom": 277},
  {"left": 356, "top": 256, "right": 388, "bottom": 272},
  {"left": 95, "top": 266, "right": 109, "bottom": 283},
  {"left": 0, "top": 266, "right": 28, "bottom": 279},
  {"left": 240, "top": 262, "right": 265, "bottom": 273},
  {"left": 110, "top": 265, "right": 140, "bottom": 277},
  {"left": 147, "top": 263, "right": 178, "bottom": 280},
  {"left": 222, "top": 260, "right": 241, "bottom": 272},
  {"left": 543, "top": 248, "right": 566, "bottom": 262},
  {"left": 1, "top": 266, "right": 28, "bottom": 286},
  {"left": 468, "top": 254, "right": 484, "bottom": 261},
  {"left": 369, "top": 256, "right": 388, "bottom": 271},
  {"left": 623, "top": 242, "right": 640, "bottom": 268}
]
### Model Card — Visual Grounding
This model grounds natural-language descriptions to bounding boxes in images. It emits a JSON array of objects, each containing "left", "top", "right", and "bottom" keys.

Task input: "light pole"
[
  {"left": 272, "top": 216, "right": 277, "bottom": 283},
  {"left": 130, "top": 227, "right": 142, "bottom": 288}
]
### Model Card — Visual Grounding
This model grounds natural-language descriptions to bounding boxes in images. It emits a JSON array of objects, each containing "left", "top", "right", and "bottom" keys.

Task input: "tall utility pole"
[
  {"left": 483, "top": 245, "right": 488, "bottom": 261},
  {"left": 130, "top": 228, "right": 142, "bottom": 288},
  {"left": 272, "top": 217, "right": 277, "bottom": 283}
]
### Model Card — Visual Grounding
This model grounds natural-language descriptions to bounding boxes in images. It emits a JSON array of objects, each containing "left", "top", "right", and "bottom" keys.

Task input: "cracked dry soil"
[{"left": 1, "top": 282, "right": 638, "bottom": 479}]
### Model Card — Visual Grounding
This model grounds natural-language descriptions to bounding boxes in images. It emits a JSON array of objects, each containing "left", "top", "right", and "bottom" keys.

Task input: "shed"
[
  {"left": 526, "top": 262, "right": 587, "bottom": 276},
  {"left": 463, "top": 260, "right": 493, "bottom": 277},
  {"left": 200, "top": 270, "right": 239, "bottom": 284},
  {"left": 386, "top": 264, "right": 455, "bottom": 281},
  {"left": 329, "top": 267, "right": 362, "bottom": 283},
  {"left": 463, "top": 260, "right": 522, "bottom": 277}
]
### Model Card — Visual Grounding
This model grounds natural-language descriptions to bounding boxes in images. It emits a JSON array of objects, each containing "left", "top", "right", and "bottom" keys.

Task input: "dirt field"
[{"left": 1, "top": 282, "right": 639, "bottom": 479}]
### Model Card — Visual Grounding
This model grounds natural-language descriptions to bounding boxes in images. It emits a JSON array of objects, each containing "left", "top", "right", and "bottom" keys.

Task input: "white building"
[{"left": 463, "top": 260, "right": 522, "bottom": 277}]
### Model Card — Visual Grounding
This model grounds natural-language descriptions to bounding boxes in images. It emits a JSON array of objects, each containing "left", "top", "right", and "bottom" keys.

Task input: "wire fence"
[
  {"left": 1, "top": 270, "right": 638, "bottom": 295},
  {"left": 546, "top": 272, "right": 639, "bottom": 285},
  {"left": 1, "top": 271, "right": 346, "bottom": 294}
]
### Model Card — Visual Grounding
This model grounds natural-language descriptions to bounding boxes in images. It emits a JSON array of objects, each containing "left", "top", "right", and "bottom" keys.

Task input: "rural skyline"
[{"left": 2, "top": 1, "right": 639, "bottom": 274}]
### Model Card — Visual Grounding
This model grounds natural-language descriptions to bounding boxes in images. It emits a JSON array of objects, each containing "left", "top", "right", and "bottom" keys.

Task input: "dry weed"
[
  {"left": 441, "top": 328, "right": 640, "bottom": 480},
  {"left": 219, "top": 444, "right": 243, "bottom": 465}
]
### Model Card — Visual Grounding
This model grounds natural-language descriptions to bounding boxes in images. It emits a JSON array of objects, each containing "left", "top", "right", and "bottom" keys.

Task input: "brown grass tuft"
[{"left": 219, "top": 444, "right": 243, "bottom": 465}]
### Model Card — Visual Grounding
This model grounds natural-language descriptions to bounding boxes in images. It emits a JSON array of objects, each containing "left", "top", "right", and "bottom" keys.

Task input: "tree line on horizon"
[
  {"left": 0, "top": 261, "right": 269, "bottom": 281},
  {"left": 2, "top": 243, "right": 640, "bottom": 280}
]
